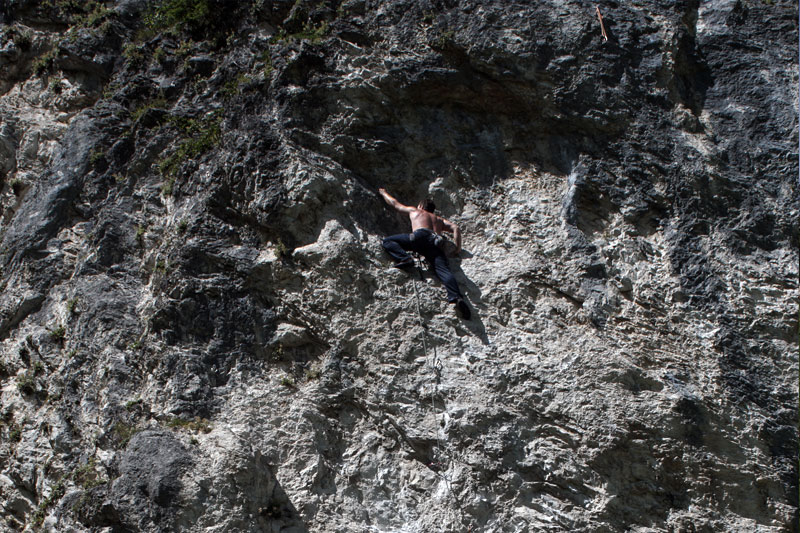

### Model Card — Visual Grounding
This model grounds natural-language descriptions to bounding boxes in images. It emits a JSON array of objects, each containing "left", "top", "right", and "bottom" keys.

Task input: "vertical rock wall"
[{"left": 0, "top": 1, "right": 797, "bottom": 531}]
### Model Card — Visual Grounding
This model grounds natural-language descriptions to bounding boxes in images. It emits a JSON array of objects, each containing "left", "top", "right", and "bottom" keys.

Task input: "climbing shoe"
[
  {"left": 392, "top": 259, "right": 415, "bottom": 271},
  {"left": 454, "top": 299, "right": 471, "bottom": 320}
]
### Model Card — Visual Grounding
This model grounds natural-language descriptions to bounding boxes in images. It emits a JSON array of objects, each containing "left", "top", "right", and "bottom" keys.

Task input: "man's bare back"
[
  {"left": 378, "top": 188, "right": 462, "bottom": 252},
  {"left": 409, "top": 208, "right": 445, "bottom": 233}
]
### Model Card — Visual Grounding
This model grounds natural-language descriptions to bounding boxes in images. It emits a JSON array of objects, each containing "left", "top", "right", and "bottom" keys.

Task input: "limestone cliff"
[{"left": 0, "top": 1, "right": 797, "bottom": 531}]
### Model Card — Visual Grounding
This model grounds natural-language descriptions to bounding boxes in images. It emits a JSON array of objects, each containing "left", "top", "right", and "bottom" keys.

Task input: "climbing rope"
[
  {"left": 409, "top": 254, "right": 444, "bottom": 458},
  {"left": 595, "top": 5, "right": 608, "bottom": 42},
  {"left": 409, "top": 253, "right": 469, "bottom": 530},
  {"left": 410, "top": 253, "right": 442, "bottom": 372}
]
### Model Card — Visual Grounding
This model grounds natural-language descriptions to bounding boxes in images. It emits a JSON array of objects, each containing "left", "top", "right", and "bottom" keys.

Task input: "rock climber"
[{"left": 379, "top": 187, "right": 471, "bottom": 320}]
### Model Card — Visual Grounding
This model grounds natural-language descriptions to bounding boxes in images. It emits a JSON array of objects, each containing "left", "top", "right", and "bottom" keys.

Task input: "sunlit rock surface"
[{"left": 0, "top": 1, "right": 796, "bottom": 531}]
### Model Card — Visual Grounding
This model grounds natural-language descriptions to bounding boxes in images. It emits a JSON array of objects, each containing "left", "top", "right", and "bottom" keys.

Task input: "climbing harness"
[{"left": 409, "top": 228, "right": 447, "bottom": 252}]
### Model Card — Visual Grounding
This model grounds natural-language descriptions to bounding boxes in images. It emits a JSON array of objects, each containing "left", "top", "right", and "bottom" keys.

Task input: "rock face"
[{"left": 0, "top": 1, "right": 797, "bottom": 531}]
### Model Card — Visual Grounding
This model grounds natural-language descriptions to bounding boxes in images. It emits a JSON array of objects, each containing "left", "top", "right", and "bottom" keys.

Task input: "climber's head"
[{"left": 418, "top": 198, "right": 436, "bottom": 213}]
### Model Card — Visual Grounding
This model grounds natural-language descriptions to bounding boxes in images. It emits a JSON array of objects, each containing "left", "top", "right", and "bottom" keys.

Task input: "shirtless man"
[{"left": 379, "top": 188, "right": 471, "bottom": 319}]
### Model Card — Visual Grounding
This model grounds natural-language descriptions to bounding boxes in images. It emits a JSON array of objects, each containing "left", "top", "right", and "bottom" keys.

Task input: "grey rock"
[
  {"left": 107, "top": 430, "right": 191, "bottom": 530},
  {"left": 185, "top": 55, "right": 215, "bottom": 78},
  {"left": 0, "top": 1, "right": 796, "bottom": 532}
]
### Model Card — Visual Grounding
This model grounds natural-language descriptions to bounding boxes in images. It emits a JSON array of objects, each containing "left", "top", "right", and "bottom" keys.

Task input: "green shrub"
[
  {"left": 221, "top": 73, "right": 250, "bottom": 99},
  {"left": 49, "top": 79, "right": 64, "bottom": 94},
  {"left": 33, "top": 47, "right": 59, "bottom": 76},
  {"left": 135, "top": 224, "right": 146, "bottom": 246},
  {"left": 50, "top": 325, "right": 66, "bottom": 342},
  {"left": 435, "top": 29, "right": 455, "bottom": 48},
  {"left": 153, "top": 46, "right": 167, "bottom": 64},
  {"left": 131, "top": 98, "right": 168, "bottom": 122},
  {"left": 270, "top": 20, "right": 329, "bottom": 44},
  {"left": 176, "top": 40, "right": 194, "bottom": 57},
  {"left": 9, "top": 27, "right": 32, "bottom": 49},
  {"left": 16, "top": 373, "right": 35, "bottom": 395},
  {"left": 49, "top": 327, "right": 66, "bottom": 344},
  {"left": 144, "top": 0, "right": 213, "bottom": 36},
  {"left": 8, "top": 423, "right": 22, "bottom": 442},
  {"left": 161, "top": 176, "right": 176, "bottom": 196},
  {"left": 45, "top": 0, "right": 109, "bottom": 26},
  {"left": 122, "top": 42, "right": 145, "bottom": 66},
  {"left": 89, "top": 149, "right": 104, "bottom": 166},
  {"left": 274, "top": 239, "right": 291, "bottom": 258},
  {"left": 111, "top": 422, "right": 138, "bottom": 448},
  {"left": 158, "top": 112, "right": 223, "bottom": 187},
  {"left": 261, "top": 50, "right": 274, "bottom": 77},
  {"left": 73, "top": 458, "right": 105, "bottom": 489},
  {"left": 125, "top": 398, "right": 143, "bottom": 410},
  {"left": 82, "top": 2, "right": 111, "bottom": 27},
  {"left": 297, "top": 20, "right": 329, "bottom": 43},
  {"left": 31, "top": 477, "right": 66, "bottom": 527},
  {"left": 165, "top": 416, "right": 211, "bottom": 433},
  {"left": 41, "top": 457, "right": 105, "bottom": 525}
]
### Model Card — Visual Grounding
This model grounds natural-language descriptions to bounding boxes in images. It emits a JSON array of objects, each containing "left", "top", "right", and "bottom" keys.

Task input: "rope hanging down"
[
  {"left": 595, "top": 6, "right": 608, "bottom": 42},
  {"left": 409, "top": 253, "right": 469, "bottom": 530},
  {"left": 410, "top": 254, "right": 442, "bottom": 373}
]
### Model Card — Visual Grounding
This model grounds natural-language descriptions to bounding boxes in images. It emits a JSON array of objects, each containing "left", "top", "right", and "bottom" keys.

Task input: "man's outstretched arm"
[{"left": 379, "top": 188, "right": 415, "bottom": 214}]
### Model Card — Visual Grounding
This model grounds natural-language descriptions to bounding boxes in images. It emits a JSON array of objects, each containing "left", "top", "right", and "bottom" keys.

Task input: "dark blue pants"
[{"left": 382, "top": 229, "right": 463, "bottom": 302}]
